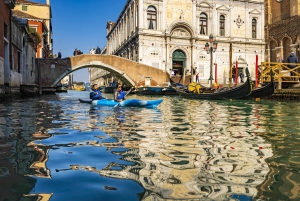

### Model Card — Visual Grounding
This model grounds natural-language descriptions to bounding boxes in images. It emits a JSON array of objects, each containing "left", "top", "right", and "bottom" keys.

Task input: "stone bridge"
[{"left": 36, "top": 54, "right": 170, "bottom": 89}]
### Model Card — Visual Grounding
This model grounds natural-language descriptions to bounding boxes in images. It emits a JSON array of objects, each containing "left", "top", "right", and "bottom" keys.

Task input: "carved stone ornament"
[
  {"left": 235, "top": 15, "right": 243, "bottom": 28},
  {"left": 172, "top": 29, "right": 190, "bottom": 37}
]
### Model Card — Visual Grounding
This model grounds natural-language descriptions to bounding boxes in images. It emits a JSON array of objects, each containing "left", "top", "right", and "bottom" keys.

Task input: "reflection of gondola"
[
  {"left": 175, "top": 67, "right": 252, "bottom": 100},
  {"left": 246, "top": 70, "right": 275, "bottom": 99}
]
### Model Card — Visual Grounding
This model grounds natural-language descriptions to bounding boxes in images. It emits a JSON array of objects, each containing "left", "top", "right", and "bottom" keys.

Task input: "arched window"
[
  {"left": 199, "top": 13, "right": 207, "bottom": 35},
  {"left": 147, "top": 6, "right": 157, "bottom": 30},
  {"left": 252, "top": 18, "right": 257, "bottom": 39},
  {"left": 220, "top": 15, "right": 225, "bottom": 36}
]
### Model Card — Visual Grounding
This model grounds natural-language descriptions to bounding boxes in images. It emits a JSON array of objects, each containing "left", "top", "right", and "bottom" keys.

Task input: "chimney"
[{"left": 46, "top": 0, "right": 50, "bottom": 5}]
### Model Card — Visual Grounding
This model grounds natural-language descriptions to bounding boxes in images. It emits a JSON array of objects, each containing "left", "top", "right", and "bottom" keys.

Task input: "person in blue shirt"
[
  {"left": 114, "top": 84, "right": 134, "bottom": 102},
  {"left": 286, "top": 52, "right": 298, "bottom": 79},
  {"left": 90, "top": 84, "right": 105, "bottom": 100}
]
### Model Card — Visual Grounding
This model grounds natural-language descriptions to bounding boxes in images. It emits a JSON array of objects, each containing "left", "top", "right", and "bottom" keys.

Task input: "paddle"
[{"left": 114, "top": 76, "right": 144, "bottom": 107}]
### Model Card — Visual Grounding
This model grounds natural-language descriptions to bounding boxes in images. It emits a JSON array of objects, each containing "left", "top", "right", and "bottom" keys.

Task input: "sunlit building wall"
[
  {"left": 14, "top": 0, "right": 53, "bottom": 57},
  {"left": 106, "top": 0, "right": 265, "bottom": 84},
  {"left": 265, "top": 0, "right": 300, "bottom": 62}
]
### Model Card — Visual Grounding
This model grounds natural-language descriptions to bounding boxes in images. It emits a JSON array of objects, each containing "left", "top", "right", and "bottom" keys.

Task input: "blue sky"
[{"left": 33, "top": 0, "right": 127, "bottom": 82}]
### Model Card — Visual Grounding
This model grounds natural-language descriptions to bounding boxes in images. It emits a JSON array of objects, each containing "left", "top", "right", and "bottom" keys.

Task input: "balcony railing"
[{"left": 4, "top": 0, "right": 15, "bottom": 9}]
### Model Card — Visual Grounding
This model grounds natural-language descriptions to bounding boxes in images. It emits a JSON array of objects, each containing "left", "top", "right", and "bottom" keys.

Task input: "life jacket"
[
  {"left": 90, "top": 89, "right": 101, "bottom": 100},
  {"left": 117, "top": 91, "right": 126, "bottom": 100}
]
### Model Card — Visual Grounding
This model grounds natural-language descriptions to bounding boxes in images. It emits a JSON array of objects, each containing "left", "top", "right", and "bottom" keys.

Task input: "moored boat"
[
  {"left": 135, "top": 86, "right": 177, "bottom": 95},
  {"left": 56, "top": 84, "right": 68, "bottom": 92},
  {"left": 135, "top": 81, "right": 177, "bottom": 95},
  {"left": 246, "top": 70, "right": 275, "bottom": 98},
  {"left": 176, "top": 67, "right": 252, "bottom": 100}
]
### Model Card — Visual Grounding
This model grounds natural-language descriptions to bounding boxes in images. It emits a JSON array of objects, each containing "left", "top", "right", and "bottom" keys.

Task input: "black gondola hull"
[
  {"left": 135, "top": 86, "right": 177, "bottom": 95},
  {"left": 176, "top": 67, "right": 252, "bottom": 100},
  {"left": 248, "top": 81, "right": 275, "bottom": 98}
]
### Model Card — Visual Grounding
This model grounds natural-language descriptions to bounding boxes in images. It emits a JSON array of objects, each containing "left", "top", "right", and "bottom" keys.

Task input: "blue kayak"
[{"left": 91, "top": 98, "right": 163, "bottom": 108}]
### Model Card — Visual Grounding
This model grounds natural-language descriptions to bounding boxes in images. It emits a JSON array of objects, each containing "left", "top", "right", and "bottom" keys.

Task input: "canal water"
[{"left": 0, "top": 90, "right": 300, "bottom": 201}]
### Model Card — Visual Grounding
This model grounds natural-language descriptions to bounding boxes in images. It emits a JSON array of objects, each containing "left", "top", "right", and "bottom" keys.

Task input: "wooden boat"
[
  {"left": 246, "top": 70, "right": 275, "bottom": 98},
  {"left": 79, "top": 98, "right": 163, "bottom": 108},
  {"left": 56, "top": 84, "right": 68, "bottom": 92},
  {"left": 135, "top": 86, "right": 177, "bottom": 95},
  {"left": 176, "top": 67, "right": 252, "bottom": 100},
  {"left": 104, "top": 82, "right": 117, "bottom": 93},
  {"left": 135, "top": 81, "right": 177, "bottom": 95}
]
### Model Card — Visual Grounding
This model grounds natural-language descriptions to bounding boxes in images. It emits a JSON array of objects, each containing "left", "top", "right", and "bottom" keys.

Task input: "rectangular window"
[
  {"left": 252, "top": 19, "right": 257, "bottom": 39},
  {"left": 199, "top": 20, "right": 207, "bottom": 35},
  {"left": 220, "top": 27, "right": 225, "bottom": 36},
  {"left": 220, "top": 16, "right": 225, "bottom": 36},
  {"left": 29, "top": 27, "right": 37, "bottom": 32},
  {"left": 147, "top": 13, "right": 156, "bottom": 29},
  {"left": 4, "top": 23, "right": 8, "bottom": 38},
  {"left": 18, "top": 52, "right": 21, "bottom": 73},
  {"left": 22, "top": 5, "right": 28, "bottom": 11}
]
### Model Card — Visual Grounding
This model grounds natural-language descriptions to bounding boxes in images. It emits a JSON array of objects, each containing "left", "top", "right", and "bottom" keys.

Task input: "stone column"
[{"left": 138, "top": 0, "right": 143, "bottom": 28}]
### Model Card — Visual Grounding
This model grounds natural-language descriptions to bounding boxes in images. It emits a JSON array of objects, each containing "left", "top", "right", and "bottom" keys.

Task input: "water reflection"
[
  {"left": 0, "top": 97, "right": 62, "bottom": 201},
  {"left": 1, "top": 92, "right": 300, "bottom": 200},
  {"left": 91, "top": 99, "right": 273, "bottom": 200}
]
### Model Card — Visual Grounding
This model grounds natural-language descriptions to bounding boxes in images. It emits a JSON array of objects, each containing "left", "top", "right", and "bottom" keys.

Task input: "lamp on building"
[{"left": 204, "top": 34, "right": 218, "bottom": 88}]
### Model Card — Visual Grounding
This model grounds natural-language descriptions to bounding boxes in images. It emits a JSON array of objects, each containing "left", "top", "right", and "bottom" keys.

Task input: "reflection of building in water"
[
  {"left": 25, "top": 142, "right": 51, "bottom": 178},
  {"left": 0, "top": 137, "right": 37, "bottom": 201},
  {"left": 88, "top": 102, "right": 274, "bottom": 200},
  {"left": 256, "top": 159, "right": 300, "bottom": 201},
  {"left": 59, "top": 132, "right": 273, "bottom": 200}
]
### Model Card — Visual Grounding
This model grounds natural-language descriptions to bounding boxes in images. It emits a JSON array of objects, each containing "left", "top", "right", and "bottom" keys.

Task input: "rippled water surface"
[{"left": 1, "top": 91, "right": 300, "bottom": 201}]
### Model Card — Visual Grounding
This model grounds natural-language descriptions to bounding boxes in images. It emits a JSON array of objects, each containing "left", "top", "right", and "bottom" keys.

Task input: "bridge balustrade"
[{"left": 260, "top": 62, "right": 300, "bottom": 89}]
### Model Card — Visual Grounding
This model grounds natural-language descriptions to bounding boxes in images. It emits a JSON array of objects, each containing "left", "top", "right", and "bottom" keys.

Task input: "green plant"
[{"left": 29, "top": 29, "right": 41, "bottom": 44}]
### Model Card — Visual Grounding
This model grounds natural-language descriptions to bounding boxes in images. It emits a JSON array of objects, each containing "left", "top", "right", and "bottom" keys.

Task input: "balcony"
[{"left": 4, "top": 0, "right": 15, "bottom": 9}]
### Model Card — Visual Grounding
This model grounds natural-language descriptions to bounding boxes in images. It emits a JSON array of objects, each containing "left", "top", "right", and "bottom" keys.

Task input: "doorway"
[{"left": 172, "top": 50, "right": 186, "bottom": 76}]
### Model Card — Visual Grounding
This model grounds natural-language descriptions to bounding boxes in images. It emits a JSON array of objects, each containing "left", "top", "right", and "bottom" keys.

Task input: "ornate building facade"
[
  {"left": 106, "top": 0, "right": 265, "bottom": 84},
  {"left": 266, "top": 0, "right": 300, "bottom": 62}
]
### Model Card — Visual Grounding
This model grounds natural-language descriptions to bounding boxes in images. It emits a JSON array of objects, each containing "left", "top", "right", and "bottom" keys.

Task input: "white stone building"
[{"left": 106, "top": 0, "right": 265, "bottom": 85}]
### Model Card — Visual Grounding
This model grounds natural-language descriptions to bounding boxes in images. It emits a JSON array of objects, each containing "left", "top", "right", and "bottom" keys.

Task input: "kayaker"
[
  {"left": 90, "top": 84, "right": 105, "bottom": 100},
  {"left": 114, "top": 84, "right": 134, "bottom": 102}
]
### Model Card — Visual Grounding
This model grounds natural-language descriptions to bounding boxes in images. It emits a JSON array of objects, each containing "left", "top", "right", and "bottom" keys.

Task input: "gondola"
[
  {"left": 246, "top": 70, "right": 275, "bottom": 98},
  {"left": 175, "top": 67, "right": 252, "bottom": 100},
  {"left": 135, "top": 86, "right": 177, "bottom": 95}
]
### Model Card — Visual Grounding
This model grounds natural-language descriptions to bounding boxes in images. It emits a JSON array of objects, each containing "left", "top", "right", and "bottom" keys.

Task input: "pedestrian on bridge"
[
  {"left": 286, "top": 52, "right": 298, "bottom": 80},
  {"left": 96, "top": 46, "right": 101, "bottom": 54},
  {"left": 73, "top": 48, "right": 78, "bottom": 56}
]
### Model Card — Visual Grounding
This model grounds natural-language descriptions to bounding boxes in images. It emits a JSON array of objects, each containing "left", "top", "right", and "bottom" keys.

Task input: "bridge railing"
[{"left": 261, "top": 62, "right": 300, "bottom": 89}]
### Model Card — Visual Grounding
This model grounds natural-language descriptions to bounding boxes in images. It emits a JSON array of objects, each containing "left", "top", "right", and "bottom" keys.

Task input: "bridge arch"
[
  {"left": 36, "top": 55, "right": 170, "bottom": 88},
  {"left": 52, "top": 61, "right": 136, "bottom": 87}
]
